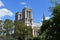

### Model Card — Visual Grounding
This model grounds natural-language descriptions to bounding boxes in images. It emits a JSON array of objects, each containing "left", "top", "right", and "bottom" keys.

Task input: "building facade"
[
  {"left": 15, "top": 7, "right": 42, "bottom": 37},
  {"left": 15, "top": 8, "right": 32, "bottom": 26},
  {"left": 32, "top": 22, "right": 42, "bottom": 37}
]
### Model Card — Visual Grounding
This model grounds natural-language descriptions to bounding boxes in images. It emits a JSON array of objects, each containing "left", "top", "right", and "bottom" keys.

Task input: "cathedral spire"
[{"left": 43, "top": 12, "right": 45, "bottom": 21}]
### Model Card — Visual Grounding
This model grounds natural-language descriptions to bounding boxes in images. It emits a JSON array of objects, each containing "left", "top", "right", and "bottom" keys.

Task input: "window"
[{"left": 29, "top": 11, "right": 31, "bottom": 18}]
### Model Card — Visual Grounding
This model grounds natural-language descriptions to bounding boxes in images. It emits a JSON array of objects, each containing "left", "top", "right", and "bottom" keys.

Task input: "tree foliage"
[
  {"left": 3, "top": 19, "right": 14, "bottom": 40},
  {"left": 39, "top": 1, "right": 60, "bottom": 40},
  {"left": 14, "top": 20, "right": 32, "bottom": 40},
  {"left": 51, "top": 3, "right": 60, "bottom": 40}
]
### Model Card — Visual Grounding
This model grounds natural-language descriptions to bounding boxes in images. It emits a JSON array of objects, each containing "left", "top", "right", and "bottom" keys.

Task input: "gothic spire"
[{"left": 43, "top": 12, "right": 45, "bottom": 21}]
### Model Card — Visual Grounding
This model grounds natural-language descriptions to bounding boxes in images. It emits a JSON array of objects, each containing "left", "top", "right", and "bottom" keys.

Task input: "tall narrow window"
[
  {"left": 20, "top": 14, "right": 21, "bottom": 20},
  {"left": 27, "top": 11, "right": 28, "bottom": 17},
  {"left": 29, "top": 11, "right": 31, "bottom": 18}
]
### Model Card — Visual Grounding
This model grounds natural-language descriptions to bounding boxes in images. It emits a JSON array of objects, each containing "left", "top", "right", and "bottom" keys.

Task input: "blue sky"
[{"left": 0, "top": 0, "right": 52, "bottom": 22}]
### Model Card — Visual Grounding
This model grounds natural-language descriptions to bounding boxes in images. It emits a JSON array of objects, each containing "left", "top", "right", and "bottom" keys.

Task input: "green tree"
[
  {"left": 14, "top": 20, "right": 32, "bottom": 40},
  {"left": 39, "top": 17, "right": 56, "bottom": 40},
  {"left": 51, "top": 3, "right": 60, "bottom": 40},
  {"left": 0, "top": 20, "right": 3, "bottom": 35},
  {"left": 39, "top": 1, "right": 60, "bottom": 40},
  {"left": 33, "top": 37, "right": 41, "bottom": 40},
  {"left": 40, "top": 20, "right": 50, "bottom": 34},
  {"left": 0, "top": 20, "right": 3, "bottom": 39},
  {"left": 3, "top": 19, "right": 13, "bottom": 40}
]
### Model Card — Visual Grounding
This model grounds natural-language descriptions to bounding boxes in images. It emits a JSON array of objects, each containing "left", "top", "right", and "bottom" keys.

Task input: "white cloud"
[
  {"left": 0, "top": 8, "right": 13, "bottom": 19},
  {"left": 42, "top": 17, "right": 50, "bottom": 21},
  {"left": 45, "top": 17, "right": 50, "bottom": 20},
  {"left": 20, "top": 2, "right": 26, "bottom": 5},
  {"left": 0, "top": 0, "right": 4, "bottom": 7}
]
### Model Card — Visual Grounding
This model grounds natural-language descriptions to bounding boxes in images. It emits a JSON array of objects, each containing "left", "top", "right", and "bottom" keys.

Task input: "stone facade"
[
  {"left": 15, "top": 7, "right": 42, "bottom": 37},
  {"left": 15, "top": 8, "right": 32, "bottom": 26},
  {"left": 32, "top": 22, "right": 42, "bottom": 37}
]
